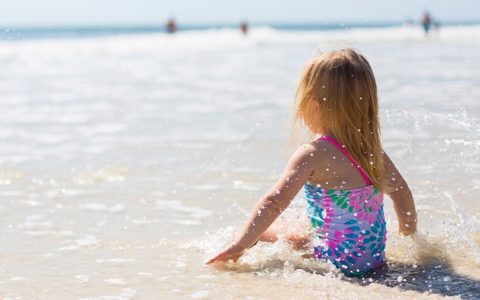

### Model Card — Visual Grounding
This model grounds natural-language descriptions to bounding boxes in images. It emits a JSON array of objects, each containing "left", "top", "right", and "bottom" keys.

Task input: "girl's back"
[{"left": 305, "top": 135, "right": 386, "bottom": 276}]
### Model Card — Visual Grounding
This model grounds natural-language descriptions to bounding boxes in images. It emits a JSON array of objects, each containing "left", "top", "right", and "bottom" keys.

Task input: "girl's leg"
[
  {"left": 258, "top": 227, "right": 280, "bottom": 243},
  {"left": 286, "top": 233, "right": 311, "bottom": 251}
]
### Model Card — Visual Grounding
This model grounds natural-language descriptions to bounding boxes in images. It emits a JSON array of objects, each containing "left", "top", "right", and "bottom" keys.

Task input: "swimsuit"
[{"left": 304, "top": 136, "right": 386, "bottom": 276}]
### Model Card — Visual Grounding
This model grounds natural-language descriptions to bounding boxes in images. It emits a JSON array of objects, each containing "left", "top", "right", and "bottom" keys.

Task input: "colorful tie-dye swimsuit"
[{"left": 305, "top": 136, "right": 386, "bottom": 276}]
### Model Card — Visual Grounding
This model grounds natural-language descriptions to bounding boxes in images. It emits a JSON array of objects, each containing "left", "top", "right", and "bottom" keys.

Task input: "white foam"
[
  {"left": 96, "top": 258, "right": 135, "bottom": 264},
  {"left": 156, "top": 200, "right": 212, "bottom": 220},
  {"left": 104, "top": 278, "right": 126, "bottom": 285},
  {"left": 81, "top": 203, "right": 126, "bottom": 213},
  {"left": 190, "top": 290, "right": 210, "bottom": 298},
  {"left": 74, "top": 274, "right": 90, "bottom": 283},
  {"left": 79, "top": 288, "right": 137, "bottom": 300},
  {"left": 10, "top": 277, "right": 27, "bottom": 281},
  {"left": 76, "top": 235, "right": 99, "bottom": 246}
]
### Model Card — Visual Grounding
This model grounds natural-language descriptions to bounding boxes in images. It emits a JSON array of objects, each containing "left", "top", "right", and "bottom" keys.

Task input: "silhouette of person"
[
  {"left": 166, "top": 18, "right": 177, "bottom": 34},
  {"left": 240, "top": 21, "right": 248, "bottom": 35},
  {"left": 421, "top": 11, "right": 432, "bottom": 34}
]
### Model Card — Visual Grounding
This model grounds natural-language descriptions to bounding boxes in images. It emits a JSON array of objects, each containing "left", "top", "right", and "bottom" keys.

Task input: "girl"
[{"left": 206, "top": 48, "right": 417, "bottom": 276}]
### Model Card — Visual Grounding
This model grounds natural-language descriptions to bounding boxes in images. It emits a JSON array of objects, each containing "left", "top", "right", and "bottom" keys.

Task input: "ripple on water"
[
  {"left": 96, "top": 258, "right": 135, "bottom": 264},
  {"left": 104, "top": 278, "right": 126, "bottom": 285},
  {"left": 56, "top": 235, "right": 99, "bottom": 251},
  {"left": 78, "top": 288, "right": 137, "bottom": 300},
  {"left": 73, "top": 166, "right": 128, "bottom": 185},
  {"left": 155, "top": 199, "right": 212, "bottom": 220},
  {"left": 81, "top": 203, "right": 126, "bottom": 213},
  {"left": 190, "top": 290, "right": 210, "bottom": 299},
  {"left": 74, "top": 274, "right": 89, "bottom": 283},
  {"left": 23, "top": 214, "right": 52, "bottom": 229}
]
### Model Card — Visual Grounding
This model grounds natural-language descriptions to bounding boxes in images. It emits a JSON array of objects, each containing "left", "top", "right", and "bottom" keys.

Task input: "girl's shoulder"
[
  {"left": 306, "top": 139, "right": 341, "bottom": 159},
  {"left": 290, "top": 140, "right": 335, "bottom": 166}
]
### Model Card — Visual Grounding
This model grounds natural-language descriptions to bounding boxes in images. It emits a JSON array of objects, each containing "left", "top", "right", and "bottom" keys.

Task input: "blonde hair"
[{"left": 293, "top": 48, "right": 386, "bottom": 191}]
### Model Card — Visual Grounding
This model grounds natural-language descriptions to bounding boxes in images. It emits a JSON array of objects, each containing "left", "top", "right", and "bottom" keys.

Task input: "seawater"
[{"left": 0, "top": 24, "right": 479, "bottom": 299}]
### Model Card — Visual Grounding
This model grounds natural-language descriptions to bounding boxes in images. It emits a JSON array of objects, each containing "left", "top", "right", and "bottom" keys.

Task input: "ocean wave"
[{"left": 1, "top": 24, "right": 480, "bottom": 50}]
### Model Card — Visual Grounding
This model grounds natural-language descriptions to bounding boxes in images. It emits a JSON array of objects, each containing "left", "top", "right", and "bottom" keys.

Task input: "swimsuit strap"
[{"left": 318, "top": 135, "right": 372, "bottom": 186}]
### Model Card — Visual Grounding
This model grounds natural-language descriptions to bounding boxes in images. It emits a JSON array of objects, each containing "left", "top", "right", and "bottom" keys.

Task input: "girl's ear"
[{"left": 314, "top": 101, "right": 320, "bottom": 112}]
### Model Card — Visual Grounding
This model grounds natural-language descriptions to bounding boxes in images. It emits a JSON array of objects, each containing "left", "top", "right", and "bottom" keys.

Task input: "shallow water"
[{"left": 0, "top": 25, "right": 480, "bottom": 299}]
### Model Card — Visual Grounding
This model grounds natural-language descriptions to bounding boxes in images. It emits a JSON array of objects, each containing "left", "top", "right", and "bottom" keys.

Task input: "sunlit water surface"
[{"left": 0, "top": 25, "right": 480, "bottom": 299}]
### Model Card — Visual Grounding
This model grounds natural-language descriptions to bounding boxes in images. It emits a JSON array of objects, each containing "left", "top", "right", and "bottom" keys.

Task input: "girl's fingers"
[
  {"left": 205, "top": 252, "right": 225, "bottom": 265},
  {"left": 205, "top": 243, "right": 246, "bottom": 265},
  {"left": 206, "top": 251, "right": 240, "bottom": 265}
]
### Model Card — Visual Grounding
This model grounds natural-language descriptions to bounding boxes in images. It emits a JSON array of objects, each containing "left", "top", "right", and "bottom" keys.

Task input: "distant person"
[
  {"left": 206, "top": 48, "right": 417, "bottom": 277},
  {"left": 421, "top": 11, "right": 432, "bottom": 34},
  {"left": 404, "top": 17, "right": 414, "bottom": 27},
  {"left": 165, "top": 18, "right": 177, "bottom": 34},
  {"left": 240, "top": 21, "right": 249, "bottom": 35}
]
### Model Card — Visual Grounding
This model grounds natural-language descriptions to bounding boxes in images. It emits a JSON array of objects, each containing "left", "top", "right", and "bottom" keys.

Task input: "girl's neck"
[{"left": 317, "top": 129, "right": 334, "bottom": 138}]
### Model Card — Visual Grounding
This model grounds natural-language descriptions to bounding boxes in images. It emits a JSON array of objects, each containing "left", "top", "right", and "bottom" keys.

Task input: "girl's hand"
[{"left": 205, "top": 242, "right": 246, "bottom": 265}]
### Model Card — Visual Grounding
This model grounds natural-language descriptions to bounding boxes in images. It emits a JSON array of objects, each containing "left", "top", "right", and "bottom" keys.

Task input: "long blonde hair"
[{"left": 294, "top": 48, "right": 386, "bottom": 191}]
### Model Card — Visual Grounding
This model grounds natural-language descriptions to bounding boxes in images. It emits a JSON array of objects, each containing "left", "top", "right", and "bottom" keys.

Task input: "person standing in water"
[
  {"left": 206, "top": 48, "right": 417, "bottom": 276},
  {"left": 240, "top": 21, "right": 249, "bottom": 35},
  {"left": 421, "top": 11, "right": 432, "bottom": 34},
  {"left": 165, "top": 18, "right": 177, "bottom": 34}
]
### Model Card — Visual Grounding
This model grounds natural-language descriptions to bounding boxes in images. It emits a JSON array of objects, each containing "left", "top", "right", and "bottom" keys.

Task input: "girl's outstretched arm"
[
  {"left": 206, "top": 144, "right": 317, "bottom": 264},
  {"left": 383, "top": 152, "right": 417, "bottom": 236}
]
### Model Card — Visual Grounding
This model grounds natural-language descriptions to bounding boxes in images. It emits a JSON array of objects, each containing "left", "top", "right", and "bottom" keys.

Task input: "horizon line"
[{"left": 2, "top": 19, "right": 480, "bottom": 29}]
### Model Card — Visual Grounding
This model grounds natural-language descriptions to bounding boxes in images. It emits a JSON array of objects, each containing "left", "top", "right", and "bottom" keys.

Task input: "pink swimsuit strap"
[{"left": 317, "top": 135, "right": 372, "bottom": 186}]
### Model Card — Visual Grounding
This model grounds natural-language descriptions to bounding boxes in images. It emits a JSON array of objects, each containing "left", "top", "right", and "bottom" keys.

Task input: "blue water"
[{"left": 1, "top": 21, "right": 479, "bottom": 41}]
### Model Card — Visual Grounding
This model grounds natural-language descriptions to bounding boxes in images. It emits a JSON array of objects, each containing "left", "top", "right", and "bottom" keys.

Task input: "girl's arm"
[
  {"left": 206, "top": 144, "right": 317, "bottom": 264},
  {"left": 383, "top": 152, "right": 417, "bottom": 236}
]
